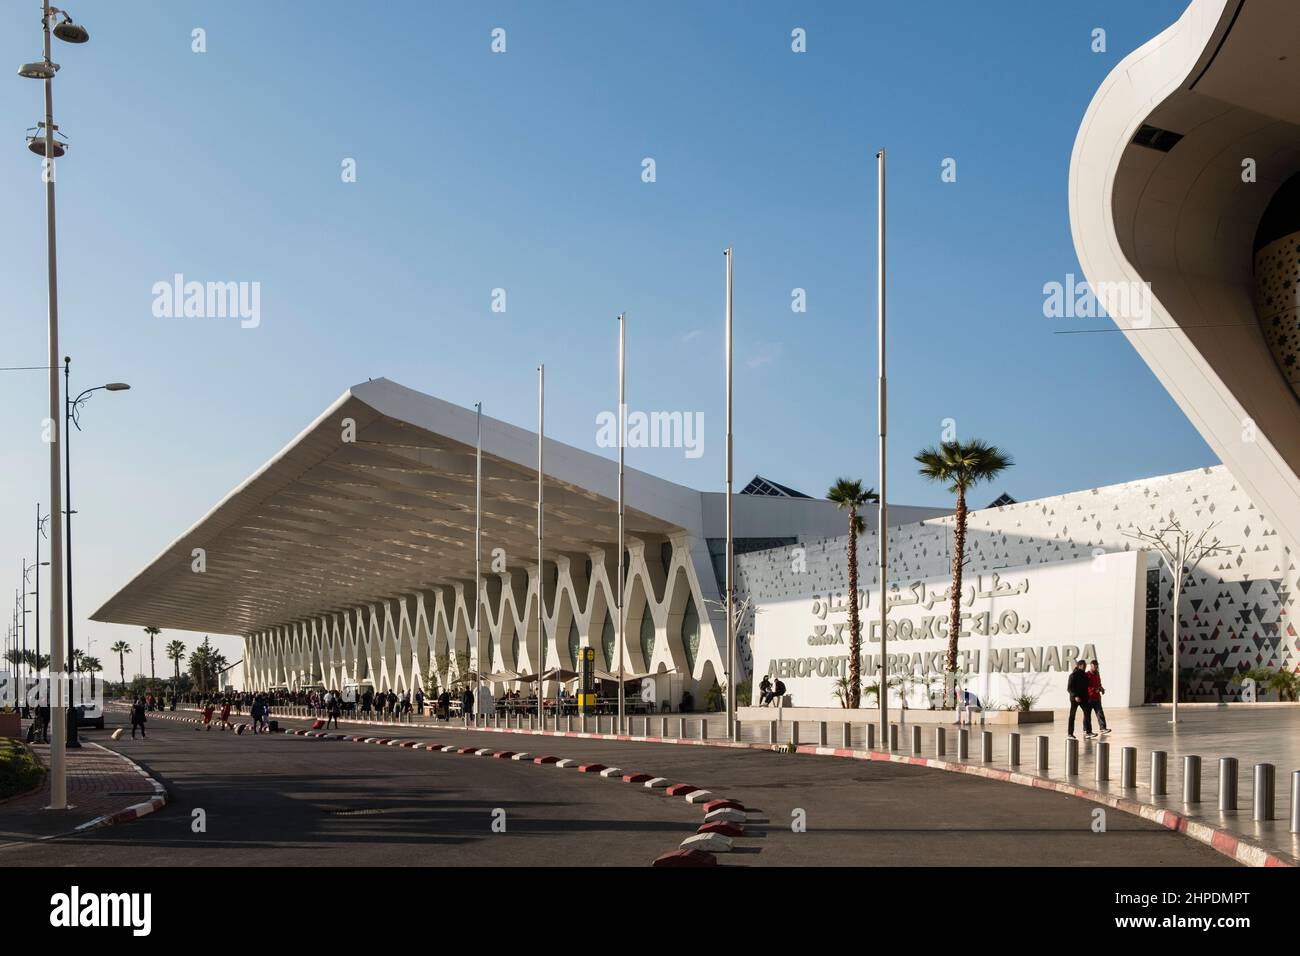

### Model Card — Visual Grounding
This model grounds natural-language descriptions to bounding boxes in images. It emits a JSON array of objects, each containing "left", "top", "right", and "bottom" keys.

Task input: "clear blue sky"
[{"left": 1, "top": 0, "right": 1202, "bottom": 676}]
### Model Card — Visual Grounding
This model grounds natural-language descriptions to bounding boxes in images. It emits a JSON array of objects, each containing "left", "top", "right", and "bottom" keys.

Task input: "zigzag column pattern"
[{"left": 244, "top": 532, "right": 724, "bottom": 699}]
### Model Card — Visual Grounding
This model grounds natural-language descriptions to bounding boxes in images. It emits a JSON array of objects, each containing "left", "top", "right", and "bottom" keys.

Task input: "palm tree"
[
  {"left": 166, "top": 640, "right": 187, "bottom": 680},
  {"left": 144, "top": 626, "right": 161, "bottom": 681},
  {"left": 70, "top": 648, "right": 85, "bottom": 674},
  {"left": 826, "top": 478, "right": 879, "bottom": 709},
  {"left": 82, "top": 656, "right": 103, "bottom": 697},
  {"left": 916, "top": 438, "right": 1013, "bottom": 707},
  {"left": 110, "top": 640, "right": 131, "bottom": 692}
]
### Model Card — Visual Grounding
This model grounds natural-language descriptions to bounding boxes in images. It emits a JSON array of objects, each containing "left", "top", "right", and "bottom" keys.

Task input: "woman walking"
[
  {"left": 130, "top": 698, "right": 148, "bottom": 739},
  {"left": 1087, "top": 659, "right": 1111, "bottom": 736}
]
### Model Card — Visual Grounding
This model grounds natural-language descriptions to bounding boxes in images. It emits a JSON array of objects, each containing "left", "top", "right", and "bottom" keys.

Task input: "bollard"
[
  {"left": 768, "top": 720, "right": 778, "bottom": 744},
  {"left": 494, "top": 712, "right": 500, "bottom": 729},
  {"left": 1183, "top": 755, "right": 1201, "bottom": 804},
  {"left": 1219, "top": 757, "right": 1239, "bottom": 811},
  {"left": 935, "top": 726, "right": 946, "bottom": 757},
  {"left": 820, "top": 722, "right": 830, "bottom": 747},
  {"left": 1120, "top": 747, "right": 1137, "bottom": 789},
  {"left": 700, "top": 718, "right": 709, "bottom": 741},
  {"left": 1150, "top": 751, "right": 1167, "bottom": 796},
  {"left": 888, "top": 724, "right": 899, "bottom": 752},
  {"left": 981, "top": 730, "right": 993, "bottom": 763},
  {"left": 1065, "top": 736, "right": 1079, "bottom": 776},
  {"left": 790, "top": 721, "right": 799, "bottom": 747},
  {"left": 866, "top": 723, "right": 877, "bottom": 750},
  {"left": 841, "top": 723, "right": 852, "bottom": 749},
  {"left": 565, "top": 714, "right": 572, "bottom": 732},
  {"left": 911, "top": 725, "right": 922, "bottom": 755},
  {"left": 677, "top": 717, "right": 685, "bottom": 739},
  {"left": 1095, "top": 740, "right": 1109, "bottom": 783},
  {"left": 958, "top": 728, "right": 969, "bottom": 760},
  {"left": 1035, "top": 735, "right": 1049, "bottom": 772},
  {"left": 1290, "top": 771, "right": 1300, "bottom": 834},
  {"left": 734, "top": 718, "right": 742, "bottom": 742},
  {"left": 1253, "top": 763, "right": 1275, "bottom": 821},
  {"left": 1007, "top": 732, "right": 1020, "bottom": 766}
]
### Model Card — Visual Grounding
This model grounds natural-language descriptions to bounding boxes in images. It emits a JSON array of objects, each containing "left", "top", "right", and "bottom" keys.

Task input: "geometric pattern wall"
[
  {"left": 734, "top": 466, "right": 1297, "bottom": 701},
  {"left": 1255, "top": 231, "right": 1300, "bottom": 399},
  {"left": 245, "top": 532, "right": 724, "bottom": 700}
]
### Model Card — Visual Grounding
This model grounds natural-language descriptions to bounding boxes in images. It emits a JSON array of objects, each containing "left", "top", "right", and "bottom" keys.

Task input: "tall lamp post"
[
  {"left": 18, "top": 0, "right": 90, "bottom": 809},
  {"left": 63, "top": 357, "right": 130, "bottom": 748}
]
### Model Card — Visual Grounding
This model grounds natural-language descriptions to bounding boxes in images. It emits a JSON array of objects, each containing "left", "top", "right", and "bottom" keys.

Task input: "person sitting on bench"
[{"left": 758, "top": 675, "right": 773, "bottom": 706}]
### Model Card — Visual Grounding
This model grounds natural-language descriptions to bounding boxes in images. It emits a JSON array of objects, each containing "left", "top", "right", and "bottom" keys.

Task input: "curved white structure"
[{"left": 1070, "top": 0, "right": 1300, "bottom": 552}]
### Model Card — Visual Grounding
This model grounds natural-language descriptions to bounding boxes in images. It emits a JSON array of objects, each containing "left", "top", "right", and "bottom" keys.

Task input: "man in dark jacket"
[{"left": 1066, "top": 659, "right": 1092, "bottom": 739}]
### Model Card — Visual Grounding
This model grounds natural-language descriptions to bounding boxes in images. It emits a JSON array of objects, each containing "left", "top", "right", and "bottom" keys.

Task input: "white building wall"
[{"left": 735, "top": 466, "right": 1297, "bottom": 702}]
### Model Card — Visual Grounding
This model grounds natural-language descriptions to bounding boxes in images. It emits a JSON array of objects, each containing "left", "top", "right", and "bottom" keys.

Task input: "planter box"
[{"left": 0, "top": 712, "right": 22, "bottom": 739}]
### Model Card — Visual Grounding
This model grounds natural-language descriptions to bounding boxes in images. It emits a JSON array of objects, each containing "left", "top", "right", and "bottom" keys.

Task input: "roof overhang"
[{"left": 92, "top": 379, "right": 700, "bottom": 635}]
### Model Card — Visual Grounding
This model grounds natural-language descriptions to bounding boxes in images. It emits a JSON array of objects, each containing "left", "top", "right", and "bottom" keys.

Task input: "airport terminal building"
[{"left": 94, "top": 0, "right": 1300, "bottom": 712}]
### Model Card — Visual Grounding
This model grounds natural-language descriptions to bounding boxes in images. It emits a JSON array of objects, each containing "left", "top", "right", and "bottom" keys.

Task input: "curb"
[{"left": 73, "top": 741, "right": 169, "bottom": 833}]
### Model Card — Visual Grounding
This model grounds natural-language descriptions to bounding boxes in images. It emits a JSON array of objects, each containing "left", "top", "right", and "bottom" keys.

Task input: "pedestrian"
[
  {"left": 201, "top": 702, "right": 215, "bottom": 730},
  {"left": 953, "top": 685, "right": 983, "bottom": 726},
  {"left": 1087, "top": 659, "right": 1111, "bottom": 736},
  {"left": 414, "top": 687, "right": 424, "bottom": 715},
  {"left": 130, "top": 697, "right": 148, "bottom": 739},
  {"left": 326, "top": 691, "right": 341, "bottom": 729},
  {"left": 1066, "top": 659, "right": 1092, "bottom": 739},
  {"left": 462, "top": 686, "right": 474, "bottom": 725},
  {"left": 250, "top": 695, "right": 263, "bottom": 734},
  {"left": 438, "top": 689, "right": 451, "bottom": 721},
  {"left": 219, "top": 700, "right": 231, "bottom": 729},
  {"left": 758, "top": 675, "right": 773, "bottom": 706},
  {"left": 771, "top": 677, "right": 786, "bottom": 708}
]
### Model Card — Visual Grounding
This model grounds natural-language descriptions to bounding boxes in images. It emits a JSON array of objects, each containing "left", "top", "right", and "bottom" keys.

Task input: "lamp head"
[
  {"left": 53, "top": 20, "right": 90, "bottom": 44},
  {"left": 104, "top": 383, "right": 130, "bottom": 391},
  {"left": 17, "top": 61, "right": 58, "bottom": 79}
]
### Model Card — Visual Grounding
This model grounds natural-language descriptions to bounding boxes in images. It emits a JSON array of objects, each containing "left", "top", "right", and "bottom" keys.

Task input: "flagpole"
[
  {"left": 537, "top": 365, "right": 545, "bottom": 725},
  {"left": 724, "top": 247, "right": 735, "bottom": 741},
  {"left": 474, "top": 402, "right": 482, "bottom": 707},
  {"left": 617, "top": 314, "right": 626, "bottom": 734},
  {"left": 876, "top": 148, "right": 889, "bottom": 747}
]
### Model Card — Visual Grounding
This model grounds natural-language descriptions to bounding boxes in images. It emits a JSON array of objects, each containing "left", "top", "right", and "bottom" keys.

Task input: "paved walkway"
[
  {"left": 0, "top": 728, "right": 165, "bottom": 844},
  {"left": 745, "top": 704, "right": 1300, "bottom": 865}
]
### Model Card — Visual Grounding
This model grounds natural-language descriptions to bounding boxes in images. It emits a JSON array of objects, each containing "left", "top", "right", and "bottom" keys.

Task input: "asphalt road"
[{"left": 6, "top": 708, "right": 1232, "bottom": 866}]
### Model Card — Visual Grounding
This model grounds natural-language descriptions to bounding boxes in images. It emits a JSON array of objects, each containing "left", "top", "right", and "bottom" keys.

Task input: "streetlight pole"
[
  {"left": 723, "top": 249, "right": 735, "bottom": 741},
  {"left": 876, "top": 148, "right": 889, "bottom": 747},
  {"left": 616, "top": 314, "right": 626, "bottom": 735},
  {"left": 19, "top": 0, "right": 91, "bottom": 811},
  {"left": 536, "top": 365, "right": 545, "bottom": 723},
  {"left": 62, "top": 358, "right": 130, "bottom": 748},
  {"left": 474, "top": 401, "right": 482, "bottom": 706}
]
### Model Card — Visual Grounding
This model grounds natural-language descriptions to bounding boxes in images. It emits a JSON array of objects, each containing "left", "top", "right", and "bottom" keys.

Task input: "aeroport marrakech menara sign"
[{"left": 752, "top": 550, "right": 1147, "bottom": 709}]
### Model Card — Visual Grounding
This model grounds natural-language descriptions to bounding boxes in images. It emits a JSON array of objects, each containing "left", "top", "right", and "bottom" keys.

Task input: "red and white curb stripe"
[{"left": 74, "top": 741, "right": 169, "bottom": 832}]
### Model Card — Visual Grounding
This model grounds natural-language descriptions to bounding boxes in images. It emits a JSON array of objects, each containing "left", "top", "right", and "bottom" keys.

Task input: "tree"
[
  {"left": 165, "top": 640, "right": 187, "bottom": 680},
  {"left": 110, "top": 640, "right": 132, "bottom": 691},
  {"left": 825, "top": 478, "right": 879, "bottom": 709},
  {"left": 144, "top": 626, "right": 161, "bottom": 681},
  {"left": 188, "top": 637, "right": 228, "bottom": 695},
  {"left": 1124, "top": 519, "right": 1231, "bottom": 720},
  {"left": 916, "top": 439, "right": 1013, "bottom": 707},
  {"left": 81, "top": 656, "right": 103, "bottom": 697}
]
